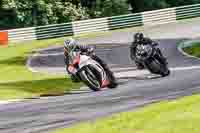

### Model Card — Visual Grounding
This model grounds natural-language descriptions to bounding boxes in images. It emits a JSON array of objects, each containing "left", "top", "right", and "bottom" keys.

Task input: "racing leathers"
[
  {"left": 64, "top": 43, "right": 117, "bottom": 87},
  {"left": 130, "top": 37, "right": 167, "bottom": 69}
]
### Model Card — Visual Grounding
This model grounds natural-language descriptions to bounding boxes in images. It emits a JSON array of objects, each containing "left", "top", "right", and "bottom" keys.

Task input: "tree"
[
  {"left": 80, "top": 0, "right": 96, "bottom": 9},
  {"left": 0, "top": 0, "right": 18, "bottom": 29},
  {"left": 167, "top": 0, "right": 200, "bottom": 7},
  {"left": 88, "top": 0, "right": 129, "bottom": 17},
  {"left": 101, "top": 0, "right": 129, "bottom": 17},
  {"left": 127, "top": 0, "right": 169, "bottom": 13},
  {"left": 127, "top": 0, "right": 200, "bottom": 13},
  {"left": 1, "top": 0, "right": 200, "bottom": 29},
  {"left": 0, "top": 0, "right": 89, "bottom": 28},
  {"left": 44, "top": 1, "right": 89, "bottom": 24}
]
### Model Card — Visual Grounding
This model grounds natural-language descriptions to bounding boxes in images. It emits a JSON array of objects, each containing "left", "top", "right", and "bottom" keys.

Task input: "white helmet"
[{"left": 64, "top": 38, "right": 77, "bottom": 52}]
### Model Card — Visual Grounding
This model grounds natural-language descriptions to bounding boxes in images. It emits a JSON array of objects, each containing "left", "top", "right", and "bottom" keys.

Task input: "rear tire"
[
  {"left": 107, "top": 80, "right": 118, "bottom": 88},
  {"left": 107, "top": 73, "right": 118, "bottom": 88}
]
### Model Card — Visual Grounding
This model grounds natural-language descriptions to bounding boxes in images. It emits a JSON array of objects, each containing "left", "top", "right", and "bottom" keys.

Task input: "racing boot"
[
  {"left": 92, "top": 55, "right": 118, "bottom": 88},
  {"left": 105, "top": 69, "right": 118, "bottom": 88},
  {"left": 135, "top": 60, "right": 145, "bottom": 70},
  {"left": 70, "top": 74, "right": 80, "bottom": 83}
]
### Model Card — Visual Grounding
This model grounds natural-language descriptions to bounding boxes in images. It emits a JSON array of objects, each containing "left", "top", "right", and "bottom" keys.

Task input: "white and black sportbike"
[
  {"left": 135, "top": 44, "right": 170, "bottom": 77},
  {"left": 67, "top": 50, "right": 116, "bottom": 91}
]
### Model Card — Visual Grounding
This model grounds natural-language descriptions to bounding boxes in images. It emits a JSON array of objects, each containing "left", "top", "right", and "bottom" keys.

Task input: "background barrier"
[
  {"left": 0, "top": 31, "right": 8, "bottom": 45},
  {"left": 176, "top": 4, "right": 200, "bottom": 20},
  {"left": 142, "top": 8, "right": 176, "bottom": 26},
  {"left": 36, "top": 23, "right": 73, "bottom": 40},
  {"left": 108, "top": 13, "right": 143, "bottom": 30},
  {"left": 72, "top": 18, "right": 109, "bottom": 35},
  {"left": 8, "top": 27, "right": 36, "bottom": 42},
  {"left": 1, "top": 3, "right": 200, "bottom": 43}
]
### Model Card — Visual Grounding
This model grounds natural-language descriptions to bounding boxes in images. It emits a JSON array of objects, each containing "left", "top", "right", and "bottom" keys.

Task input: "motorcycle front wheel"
[
  {"left": 145, "top": 58, "right": 170, "bottom": 77},
  {"left": 79, "top": 65, "right": 102, "bottom": 91}
]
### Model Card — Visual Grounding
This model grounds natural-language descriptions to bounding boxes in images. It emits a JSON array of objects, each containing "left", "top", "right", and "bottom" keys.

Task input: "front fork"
[{"left": 154, "top": 48, "right": 167, "bottom": 65}]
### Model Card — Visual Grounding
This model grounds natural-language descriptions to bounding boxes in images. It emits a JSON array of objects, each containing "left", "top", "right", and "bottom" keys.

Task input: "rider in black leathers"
[
  {"left": 64, "top": 38, "right": 117, "bottom": 88},
  {"left": 130, "top": 33, "right": 167, "bottom": 69}
]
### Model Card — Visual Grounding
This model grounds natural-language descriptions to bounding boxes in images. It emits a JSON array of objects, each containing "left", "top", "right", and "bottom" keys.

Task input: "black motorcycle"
[{"left": 135, "top": 44, "right": 170, "bottom": 77}]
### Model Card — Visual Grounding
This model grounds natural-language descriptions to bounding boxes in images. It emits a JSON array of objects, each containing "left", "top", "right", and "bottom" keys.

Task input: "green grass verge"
[
  {"left": 183, "top": 42, "right": 200, "bottom": 58},
  {"left": 53, "top": 94, "right": 200, "bottom": 133},
  {"left": 0, "top": 37, "right": 82, "bottom": 100}
]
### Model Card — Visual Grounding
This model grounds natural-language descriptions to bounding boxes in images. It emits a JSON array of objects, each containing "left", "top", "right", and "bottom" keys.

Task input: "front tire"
[
  {"left": 160, "top": 66, "right": 170, "bottom": 77},
  {"left": 145, "top": 58, "right": 170, "bottom": 77},
  {"left": 79, "top": 65, "right": 102, "bottom": 91}
]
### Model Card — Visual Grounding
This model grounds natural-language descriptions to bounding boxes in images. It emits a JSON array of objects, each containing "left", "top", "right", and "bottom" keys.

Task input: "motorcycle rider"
[
  {"left": 130, "top": 33, "right": 167, "bottom": 69},
  {"left": 64, "top": 38, "right": 117, "bottom": 88}
]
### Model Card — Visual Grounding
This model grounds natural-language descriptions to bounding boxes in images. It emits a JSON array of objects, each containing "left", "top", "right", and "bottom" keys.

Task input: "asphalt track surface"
[{"left": 1, "top": 18, "right": 200, "bottom": 133}]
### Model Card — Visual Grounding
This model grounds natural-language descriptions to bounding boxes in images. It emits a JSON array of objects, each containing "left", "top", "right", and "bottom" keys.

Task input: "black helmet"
[{"left": 134, "top": 33, "right": 144, "bottom": 43}]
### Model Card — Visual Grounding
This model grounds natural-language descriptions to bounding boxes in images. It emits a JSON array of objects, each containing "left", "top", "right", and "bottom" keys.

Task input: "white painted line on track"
[
  {"left": 171, "top": 66, "right": 200, "bottom": 71},
  {"left": 26, "top": 53, "right": 40, "bottom": 73},
  {"left": 115, "top": 70, "right": 149, "bottom": 78},
  {"left": 111, "top": 67, "right": 136, "bottom": 71},
  {"left": 178, "top": 40, "right": 200, "bottom": 60},
  {"left": 178, "top": 45, "right": 199, "bottom": 59},
  {"left": 114, "top": 66, "right": 200, "bottom": 78},
  {"left": 36, "top": 52, "right": 63, "bottom": 56},
  {"left": 0, "top": 99, "right": 23, "bottom": 105}
]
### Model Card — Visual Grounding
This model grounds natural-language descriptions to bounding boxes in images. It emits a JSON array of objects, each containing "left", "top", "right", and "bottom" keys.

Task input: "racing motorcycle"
[
  {"left": 135, "top": 44, "right": 170, "bottom": 77},
  {"left": 67, "top": 50, "right": 116, "bottom": 91}
]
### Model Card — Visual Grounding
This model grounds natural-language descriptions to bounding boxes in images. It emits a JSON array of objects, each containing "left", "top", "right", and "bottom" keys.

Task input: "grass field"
[
  {"left": 54, "top": 94, "right": 200, "bottom": 133},
  {"left": 0, "top": 38, "right": 82, "bottom": 100},
  {"left": 183, "top": 42, "right": 200, "bottom": 58}
]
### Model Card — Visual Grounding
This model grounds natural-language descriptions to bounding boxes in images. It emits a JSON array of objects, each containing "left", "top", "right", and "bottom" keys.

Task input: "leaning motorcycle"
[
  {"left": 135, "top": 44, "right": 170, "bottom": 77},
  {"left": 67, "top": 50, "right": 116, "bottom": 91}
]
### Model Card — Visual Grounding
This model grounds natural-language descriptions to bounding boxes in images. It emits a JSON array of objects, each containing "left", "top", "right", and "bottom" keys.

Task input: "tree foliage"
[
  {"left": 0, "top": 0, "right": 89, "bottom": 29},
  {"left": 127, "top": 0, "right": 200, "bottom": 13},
  {"left": 96, "top": 0, "right": 129, "bottom": 17},
  {"left": 0, "top": 0, "right": 200, "bottom": 29}
]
